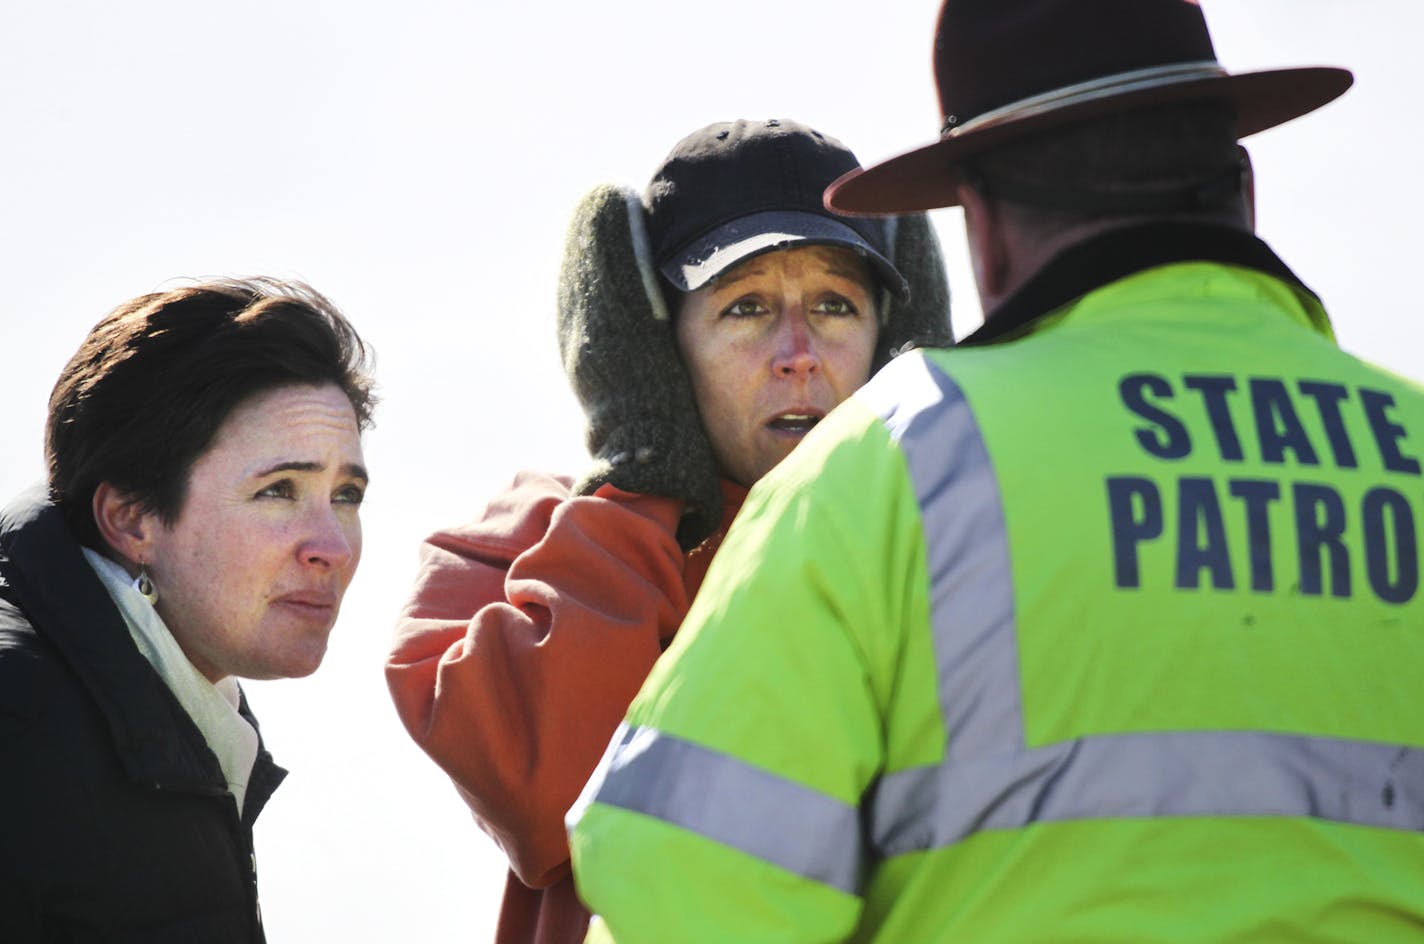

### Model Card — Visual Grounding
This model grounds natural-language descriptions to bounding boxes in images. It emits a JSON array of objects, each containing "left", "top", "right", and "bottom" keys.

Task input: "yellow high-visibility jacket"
[{"left": 570, "top": 224, "right": 1424, "bottom": 943}]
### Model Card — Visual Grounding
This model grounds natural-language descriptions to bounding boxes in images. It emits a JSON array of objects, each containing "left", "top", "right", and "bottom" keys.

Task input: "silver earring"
[{"left": 132, "top": 565, "right": 158, "bottom": 606}]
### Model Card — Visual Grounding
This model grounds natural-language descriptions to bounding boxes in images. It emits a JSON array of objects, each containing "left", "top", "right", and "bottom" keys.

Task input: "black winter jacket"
[{"left": 0, "top": 486, "right": 287, "bottom": 942}]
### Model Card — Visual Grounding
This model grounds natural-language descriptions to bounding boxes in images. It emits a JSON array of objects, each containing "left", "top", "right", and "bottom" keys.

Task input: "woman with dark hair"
[{"left": 0, "top": 277, "right": 376, "bottom": 942}]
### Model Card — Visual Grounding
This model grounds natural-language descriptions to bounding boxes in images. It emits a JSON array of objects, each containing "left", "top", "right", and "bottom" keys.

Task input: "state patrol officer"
[{"left": 568, "top": 0, "right": 1424, "bottom": 941}]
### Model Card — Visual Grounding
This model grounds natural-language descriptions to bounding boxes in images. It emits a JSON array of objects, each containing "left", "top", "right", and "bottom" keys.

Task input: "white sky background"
[{"left": 1, "top": 1, "right": 1419, "bottom": 939}]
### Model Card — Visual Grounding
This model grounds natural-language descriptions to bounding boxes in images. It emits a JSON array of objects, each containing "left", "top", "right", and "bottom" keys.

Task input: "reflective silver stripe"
[
  {"left": 872, "top": 731, "right": 1424, "bottom": 856},
  {"left": 862, "top": 355, "right": 1027, "bottom": 855},
  {"left": 866, "top": 355, "right": 1424, "bottom": 855},
  {"left": 590, "top": 725, "right": 865, "bottom": 894},
  {"left": 876, "top": 356, "right": 1024, "bottom": 759}
]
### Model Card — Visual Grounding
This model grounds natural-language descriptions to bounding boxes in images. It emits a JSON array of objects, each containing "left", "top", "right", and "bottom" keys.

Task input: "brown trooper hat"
[{"left": 826, "top": 0, "right": 1353, "bottom": 215}]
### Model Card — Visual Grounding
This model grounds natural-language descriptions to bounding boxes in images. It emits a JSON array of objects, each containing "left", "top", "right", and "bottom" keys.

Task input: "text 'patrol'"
[{"left": 1107, "top": 372, "right": 1420, "bottom": 604}]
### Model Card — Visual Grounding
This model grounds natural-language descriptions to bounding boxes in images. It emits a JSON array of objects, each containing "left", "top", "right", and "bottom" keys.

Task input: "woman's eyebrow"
[{"left": 255, "top": 460, "right": 370, "bottom": 483}]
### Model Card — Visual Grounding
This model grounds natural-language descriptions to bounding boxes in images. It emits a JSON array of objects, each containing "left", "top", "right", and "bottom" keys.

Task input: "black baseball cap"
[{"left": 644, "top": 119, "right": 910, "bottom": 300}]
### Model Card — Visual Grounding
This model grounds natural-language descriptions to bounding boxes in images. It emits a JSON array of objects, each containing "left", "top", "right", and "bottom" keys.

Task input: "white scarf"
[{"left": 83, "top": 548, "right": 261, "bottom": 816}]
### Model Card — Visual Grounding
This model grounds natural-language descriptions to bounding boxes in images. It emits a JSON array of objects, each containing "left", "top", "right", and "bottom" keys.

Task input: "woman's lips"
[
  {"left": 274, "top": 591, "right": 338, "bottom": 623},
  {"left": 765, "top": 410, "right": 825, "bottom": 434}
]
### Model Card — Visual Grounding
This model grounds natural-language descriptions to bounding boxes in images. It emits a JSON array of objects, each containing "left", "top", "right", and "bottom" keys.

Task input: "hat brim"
[
  {"left": 826, "top": 65, "right": 1353, "bottom": 215},
  {"left": 659, "top": 209, "right": 910, "bottom": 301}
]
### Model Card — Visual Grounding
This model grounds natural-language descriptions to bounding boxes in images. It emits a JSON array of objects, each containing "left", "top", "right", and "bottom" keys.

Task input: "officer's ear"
[
  {"left": 958, "top": 181, "right": 1011, "bottom": 307},
  {"left": 1238, "top": 145, "right": 1256, "bottom": 232}
]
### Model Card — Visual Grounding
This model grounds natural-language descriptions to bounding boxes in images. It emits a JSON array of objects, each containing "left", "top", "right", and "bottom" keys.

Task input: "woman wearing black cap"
[{"left": 385, "top": 118, "right": 952, "bottom": 944}]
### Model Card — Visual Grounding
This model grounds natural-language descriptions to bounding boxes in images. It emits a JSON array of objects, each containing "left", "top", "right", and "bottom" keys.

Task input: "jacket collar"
[
  {"left": 680, "top": 479, "right": 751, "bottom": 605},
  {"left": 0, "top": 485, "right": 286, "bottom": 822},
  {"left": 958, "top": 222, "right": 1321, "bottom": 347}
]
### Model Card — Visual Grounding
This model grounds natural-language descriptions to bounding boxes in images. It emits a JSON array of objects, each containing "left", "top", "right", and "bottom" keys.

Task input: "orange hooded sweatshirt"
[{"left": 386, "top": 470, "right": 745, "bottom": 944}]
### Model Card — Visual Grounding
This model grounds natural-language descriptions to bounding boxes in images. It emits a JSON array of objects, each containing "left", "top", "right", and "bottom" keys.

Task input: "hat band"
[
  {"left": 960, "top": 156, "right": 1245, "bottom": 213},
  {"left": 942, "top": 60, "right": 1228, "bottom": 136}
]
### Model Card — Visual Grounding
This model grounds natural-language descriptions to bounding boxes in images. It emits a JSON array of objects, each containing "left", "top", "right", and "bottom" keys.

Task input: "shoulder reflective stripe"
[
  {"left": 871, "top": 357, "right": 1024, "bottom": 759},
  {"left": 589, "top": 725, "right": 865, "bottom": 894},
  {"left": 867, "top": 354, "right": 1039, "bottom": 854},
  {"left": 870, "top": 731, "right": 1423, "bottom": 856},
  {"left": 867, "top": 354, "right": 1030, "bottom": 853}
]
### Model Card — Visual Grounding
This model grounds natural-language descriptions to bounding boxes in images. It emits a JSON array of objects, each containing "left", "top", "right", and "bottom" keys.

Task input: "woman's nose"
[
  {"left": 300, "top": 506, "right": 357, "bottom": 570},
  {"left": 772, "top": 310, "right": 819, "bottom": 377}
]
